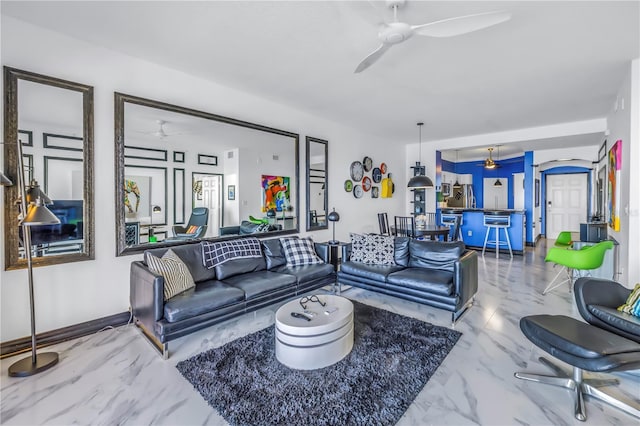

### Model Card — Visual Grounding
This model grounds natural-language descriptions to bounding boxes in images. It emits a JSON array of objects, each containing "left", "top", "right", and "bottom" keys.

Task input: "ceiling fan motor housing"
[{"left": 379, "top": 22, "right": 413, "bottom": 44}]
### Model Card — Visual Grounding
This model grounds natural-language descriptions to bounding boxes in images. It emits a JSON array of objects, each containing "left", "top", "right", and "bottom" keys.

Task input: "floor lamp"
[{"left": 7, "top": 138, "right": 61, "bottom": 377}]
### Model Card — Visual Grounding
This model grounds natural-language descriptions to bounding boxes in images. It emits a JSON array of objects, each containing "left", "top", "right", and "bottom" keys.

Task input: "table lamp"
[{"left": 327, "top": 208, "right": 340, "bottom": 245}]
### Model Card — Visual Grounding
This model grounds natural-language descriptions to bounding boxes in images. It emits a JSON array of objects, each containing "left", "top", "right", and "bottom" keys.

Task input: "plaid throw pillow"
[
  {"left": 618, "top": 283, "right": 640, "bottom": 317},
  {"left": 280, "top": 237, "right": 323, "bottom": 267},
  {"left": 350, "top": 233, "right": 395, "bottom": 265},
  {"left": 202, "top": 237, "right": 263, "bottom": 269},
  {"left": 146, "top": 249, "right": 196, "bottom": 301}
]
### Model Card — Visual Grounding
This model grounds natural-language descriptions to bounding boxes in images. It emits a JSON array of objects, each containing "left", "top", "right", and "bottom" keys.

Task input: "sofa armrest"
[
  {"left": 341, "top": 243, "right": 352, "bottom": 262},
  {"left": 130, "top": 261, "right": 165, "bottom": 332},
  {"left": 314, "top": 243, "right": 330, "bottom": 264},
  {"left": 453, "top": 250, "right": 478, "bottom": 309}
]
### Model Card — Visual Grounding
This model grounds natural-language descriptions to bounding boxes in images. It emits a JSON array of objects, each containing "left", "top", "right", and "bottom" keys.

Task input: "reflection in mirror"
[
  {"left": 3, "top": 67, "right": 94, "bottom": 270},
  {"left": 306, "top": 137, "right": 328, "bottom": 231},
  {"left": 115, "top": 93, "right": 299, "bottom": 256}
]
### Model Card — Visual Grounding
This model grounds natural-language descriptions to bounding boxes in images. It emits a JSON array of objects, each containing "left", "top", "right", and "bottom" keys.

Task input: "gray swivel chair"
[
  {"left": 172, "top": 207, "right": 208, "bottom": 239},
  {"left": 514, "top": 278, "right": 640, "bottom": 421}
]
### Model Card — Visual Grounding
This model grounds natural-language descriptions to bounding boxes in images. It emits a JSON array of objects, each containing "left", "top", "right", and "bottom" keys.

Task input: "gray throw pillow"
[
  {"left": 146, "top": 249, "right": 196, "bottom": 301},
  {"left": 350, "top": 233, "right": 396, "bottom": 265}
]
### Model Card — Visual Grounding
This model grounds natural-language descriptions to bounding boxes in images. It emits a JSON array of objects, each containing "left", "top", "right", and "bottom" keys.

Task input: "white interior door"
[
  {"left": 546, "top": 173, "right": 588, "bottom": 239},
  {"left": 513, "top": 173, "right": 525, "bottom": 210},
  {"left": 196, "top": 175, "right": 223, "bottom": 237}
]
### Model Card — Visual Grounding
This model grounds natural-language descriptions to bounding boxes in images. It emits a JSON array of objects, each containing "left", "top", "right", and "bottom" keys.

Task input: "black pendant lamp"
[
  {"left": 407, "top": 122, "right": 434, "bottom": 189},
  {"left": 493, "top": 145, "right": 502, "bottom": 186},
  {"left": 453, "top": 149, "right": 461, "bottom": 188}
]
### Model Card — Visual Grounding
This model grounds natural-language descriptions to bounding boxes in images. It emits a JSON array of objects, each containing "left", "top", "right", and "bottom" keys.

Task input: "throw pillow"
[
  {"left": 350, "top": 233, "right": 395, "bottom": 265},
  {"left": 202, "top": 237, "right": 263, "bottom": 269},
  {"left": 280, "top": 237, "right": 323, "bottom": 267},
  {"left": 146, "top": 249, "right": 196, "bottom": 301},
  {"left": 186, "top": 225, "right": 200, "bottom": 234},
  {"left": 618, "top": 283, "right": 640, "bottom": 317}
]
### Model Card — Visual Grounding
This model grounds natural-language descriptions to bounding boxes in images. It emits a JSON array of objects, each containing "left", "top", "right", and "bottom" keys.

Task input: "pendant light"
[
  {"left": 407, "top": 122, "right": 434, "bottom": 189},
  {"left": 453, "top": 150, "right": 461, "bottom": 188},
  {"left": 493, "top": 145, "right": 502, "bottom": 186}
]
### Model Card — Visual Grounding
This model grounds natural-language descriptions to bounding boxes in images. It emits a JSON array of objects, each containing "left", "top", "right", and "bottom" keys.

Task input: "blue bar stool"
[{"left": 482, "top": 213, "right": 513, "bottom": 258}]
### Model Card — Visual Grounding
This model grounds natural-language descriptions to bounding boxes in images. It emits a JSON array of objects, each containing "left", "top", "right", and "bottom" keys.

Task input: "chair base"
[
  {"left": 542, "top": 266, "right": 573, "bottom": 295},
  {"left": 515, "top": 356, "right": 640, "bottom": 421}
]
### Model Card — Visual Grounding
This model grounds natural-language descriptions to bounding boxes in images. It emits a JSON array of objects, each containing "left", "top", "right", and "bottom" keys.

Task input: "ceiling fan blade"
[
  {"left": 412, "top": 10, "right": 511, "bottom": 38},
  {"left": 354, "top": 43, "right": 392, "bottom": 73}
]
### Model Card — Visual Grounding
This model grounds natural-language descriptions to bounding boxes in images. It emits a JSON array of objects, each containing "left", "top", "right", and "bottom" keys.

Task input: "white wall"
[
  {"left": 605, "top": 58, "right": 640, "bottom": 286},
  {"left": 0, "top": 16, "right": 406, "bottom": 341}
]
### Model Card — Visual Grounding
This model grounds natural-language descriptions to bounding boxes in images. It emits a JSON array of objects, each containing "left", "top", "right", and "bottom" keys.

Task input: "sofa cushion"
[
  {"left": 215, "top": 257, "right": 267, "bottom": 281},
  {"left": 280, "top": 237, "right": 323, "bottom": 267},
  {"left": 222, "top": 270, "right": 297, "bottom": 300},
  {"left": 408, "top": 240, "right": 465, "bottom": 272},
  {"left": 275, "top": 263, "right": 335, "bottom": 284},
  {"left": 145, "top": 243, "right": 215, "bottom": 283},
  {"left": 350, "top": 233, "right": 395, "bottom": 265},
  {"left": 340, "top": 261, "right": 405, "bottom": 282},
  {"left": 146, "top": 249, "right": 196, "bottom": 301},
  {"left": 589, "top": 304, "right": 640, "bottom": 336},
  {"left": 163, "top": 280, "right": 245, "bottom": 323},
  {"left": 387, "top": 268, "right": 454, "bottom": 296},
  {"left": 262, "top": 238, "right": 286, "bottom": 270},
  {"left": 394, "top": 237, "right": 410, "bottom": 267}
]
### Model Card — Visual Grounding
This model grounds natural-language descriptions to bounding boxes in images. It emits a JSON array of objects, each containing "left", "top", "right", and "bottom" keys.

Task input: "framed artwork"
[
  {"left": 124, "top": 165, "right": 167, "bottom": 225},
  {"left": 18, "top": 129, "right": 33, "bottom": 147},
  {"left": 608, "top": 140, "right": 622, "bottom": 231},
  {"left": 228, "top": 185, "right": 236, "bottom": 201},
  {"left": 43, "top": 133, "right": 83, "bottom": 151},
  {"left": 262, "top": 175, "right": 290, "bottom": 212},
  {"left": 173, "top": 151, "right": 185, "bottom": 163},
  {"left": 124, "top": 145, "right": 168, "bottom": 162},
  {"left": 173, "top": 168, "right": 185, "bottom": 224},
  {"left": 535, "top": 178, "right": 540, "bottom": 207},
  {"left": 198, "top": 154, "right": 218, "bottom": 166}
]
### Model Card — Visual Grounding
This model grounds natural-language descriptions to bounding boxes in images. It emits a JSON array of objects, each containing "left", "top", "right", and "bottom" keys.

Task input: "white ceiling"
[{"left": 3, "top": 1, "right": 639, "bottom": 153}]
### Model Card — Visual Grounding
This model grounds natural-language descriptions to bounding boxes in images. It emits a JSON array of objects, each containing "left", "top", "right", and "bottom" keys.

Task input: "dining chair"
[
  {"left": 424, "top": 212, "right": 436, "bottom": 225},
  {"left": 394, "top": 216, "right": 415, "bottom": 238},
  {"left": 377, "top": 213, "right": 390, "bottom": 236}
]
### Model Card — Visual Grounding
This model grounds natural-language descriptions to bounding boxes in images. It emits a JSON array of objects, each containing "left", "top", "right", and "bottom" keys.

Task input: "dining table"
[{"left": 391, "top": 225, "right": 451, "bottom": 241}]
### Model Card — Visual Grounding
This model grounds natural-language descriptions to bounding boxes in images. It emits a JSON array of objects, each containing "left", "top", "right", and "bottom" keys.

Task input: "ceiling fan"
[
  {"left": 136, "top": 120, "right": 184, "bottom": 139},
  {"left": 483, "top": 147, "right": 499, "bottom": 169},
  {"left": 354, "top": 0, "right": 511, "bottom": 73}
]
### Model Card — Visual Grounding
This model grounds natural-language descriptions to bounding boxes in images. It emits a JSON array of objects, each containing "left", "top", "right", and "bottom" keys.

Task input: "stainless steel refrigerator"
[{"left": 447, "top": 184, "right": 475, "bottom": 208}]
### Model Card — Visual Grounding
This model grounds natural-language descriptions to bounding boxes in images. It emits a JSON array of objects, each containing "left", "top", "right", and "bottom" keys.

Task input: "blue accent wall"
[{"left": 524, "top": 151, "right": 534, "bottom": 244}]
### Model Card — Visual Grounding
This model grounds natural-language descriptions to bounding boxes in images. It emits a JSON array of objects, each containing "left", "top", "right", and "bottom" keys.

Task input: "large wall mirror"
[
  {"left": 115, "top": 93, "right": 300, "bottom": 256},
  {"left": 3, "top": 67, "right": 94, "bottom": 270},
  {"left": 305, "top": 136, "right": 328, "bottom": 231}
]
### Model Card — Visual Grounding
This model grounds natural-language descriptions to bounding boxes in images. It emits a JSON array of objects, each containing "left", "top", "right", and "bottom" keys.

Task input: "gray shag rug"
[{"left": 176, "top": 300, "right": 461, "bottom": 426}]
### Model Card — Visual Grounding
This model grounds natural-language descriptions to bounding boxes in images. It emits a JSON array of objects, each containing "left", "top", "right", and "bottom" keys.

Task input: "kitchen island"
[{"left": 439, "top": 208, "right": 526, "bottom": 254}]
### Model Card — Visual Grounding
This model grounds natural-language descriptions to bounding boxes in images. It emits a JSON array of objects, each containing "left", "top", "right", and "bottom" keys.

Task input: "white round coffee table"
[{"left": 275, "top": 295, "right": 354, "bottom": 370}]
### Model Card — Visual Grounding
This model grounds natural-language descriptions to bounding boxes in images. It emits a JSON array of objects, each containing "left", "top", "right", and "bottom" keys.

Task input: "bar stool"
[{"left": 482, "top": 213, "right": 512, "bottom": 258}]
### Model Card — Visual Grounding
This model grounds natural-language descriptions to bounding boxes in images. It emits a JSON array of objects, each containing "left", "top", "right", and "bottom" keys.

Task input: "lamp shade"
[
  {"left": 407, "top": 175, "right": 434, "bottom": 189},
  {"left": 26, "top": 180, "right": 53, "bottom": 205},
  {"left": 22, "top": 198, "right": 61, "bottom": 226},
  {"left": 328, "top": 210, "right": 340, "bottom": 222},
  {"left": 0, "top": 171, "right": 12, "bottom": 186},
  {"left": 494, "top": 178, "right": 503, "bottom": 187}
]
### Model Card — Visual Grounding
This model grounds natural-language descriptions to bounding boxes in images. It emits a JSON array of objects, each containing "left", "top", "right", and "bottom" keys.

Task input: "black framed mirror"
[
  {"left": 115, "top": 93, "right": 300, "bottom": 256},
  {"left": 305, "top": 136, "right": 328, "bottom": 231},
  {"left": 3, "top": 67, "right": 94, "bottom": 270}
]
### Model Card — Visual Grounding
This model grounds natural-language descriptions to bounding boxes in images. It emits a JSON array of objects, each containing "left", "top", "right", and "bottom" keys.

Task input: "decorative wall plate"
[
  {"left": 344, "top": 179, "right": 353, "bottom": 192},
  {"left": 372, "top": 167, "right": 382, "bottom": 183},
  {"left": 353, "top": 184, "right": 363, "bottom": 198},
  {"left": 371, "top": 186, "right": 379, "bottom": 198},
  {"left": 380, "top": 162, "right": 387, "bottom": 174},
  {"left": 362, "top": 176, "right": 372, "bottom": 191},
  {"left": 350, "top": 161, "right": 364, "bottom": 181},
  {"left": 363, "top": 156, "right": 373, "bottom": 172}
]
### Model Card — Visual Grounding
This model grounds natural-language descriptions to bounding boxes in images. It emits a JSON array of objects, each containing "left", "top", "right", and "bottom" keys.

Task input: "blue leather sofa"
[
  {"left": 130, "top": 236, "right": 334, "bottom": 358},
  {"left": 337, "top": 238, "right": 478, "bottom": 324}
]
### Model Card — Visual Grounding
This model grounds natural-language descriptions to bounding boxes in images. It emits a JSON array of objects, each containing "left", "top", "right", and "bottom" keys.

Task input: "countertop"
[{"left": 439, "top": 208, "right": 526, "bottom": 214}]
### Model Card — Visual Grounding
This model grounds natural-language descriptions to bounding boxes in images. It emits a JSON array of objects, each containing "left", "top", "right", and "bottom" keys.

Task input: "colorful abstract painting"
[
  {"left": 262, "top": 175, "right": 290, "bottom": 212},
  {"left": 608, "top": 140, "right": 622, "bottom": 231}
]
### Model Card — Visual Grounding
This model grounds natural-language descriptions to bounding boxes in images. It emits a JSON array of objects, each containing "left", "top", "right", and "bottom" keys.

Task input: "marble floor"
[{"left": 1, "top": 241, "right": 638, "bottom": 425}]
